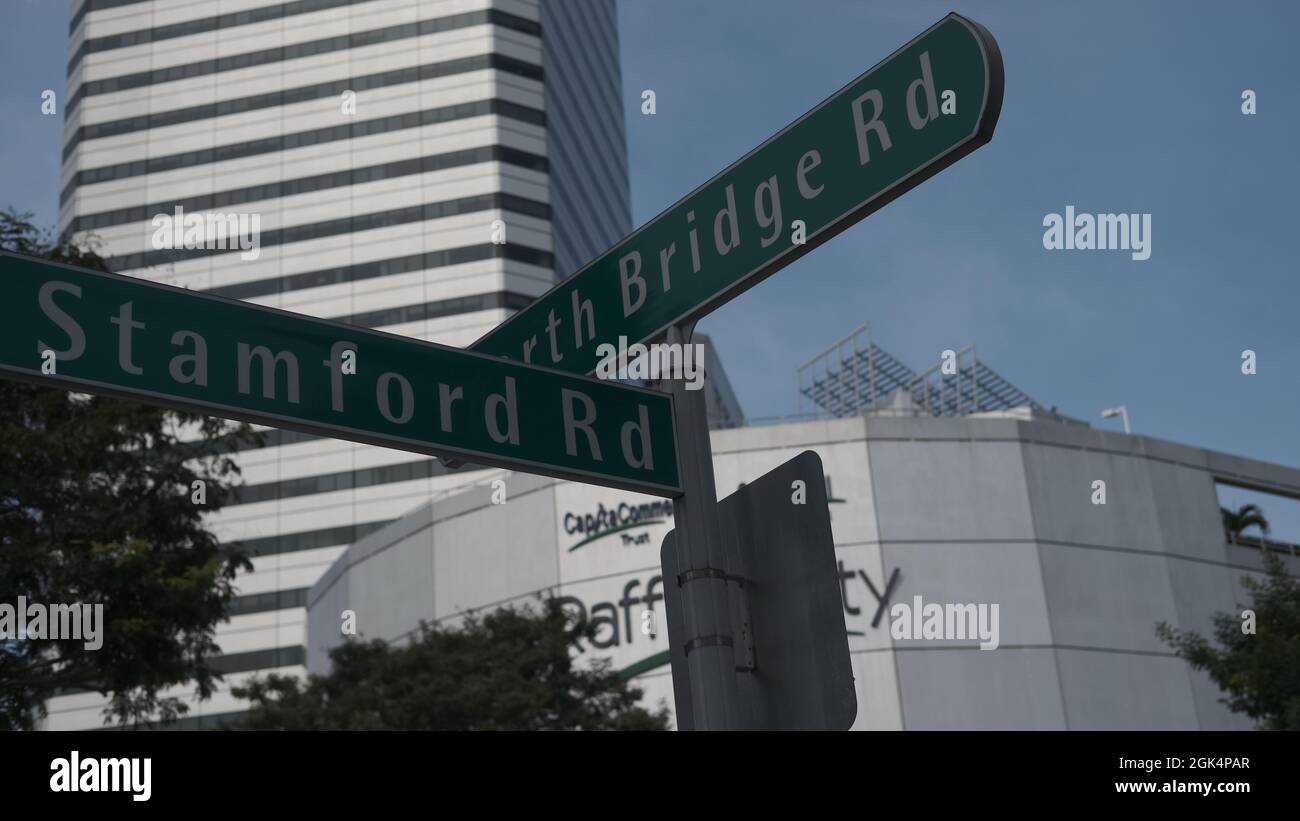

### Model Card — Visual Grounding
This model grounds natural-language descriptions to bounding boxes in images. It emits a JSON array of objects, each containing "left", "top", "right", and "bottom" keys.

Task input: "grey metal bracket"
[
  {"left": 678, "top": 566, "right": 755, "bottom": 673},
  {"left": 730, "top": 574, "right": 756, "bottom": 673}
]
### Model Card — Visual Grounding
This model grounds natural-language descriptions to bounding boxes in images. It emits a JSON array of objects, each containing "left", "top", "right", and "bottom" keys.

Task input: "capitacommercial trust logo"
[{"left": 563, "top": 499, "right": 675, "bottom": 551}]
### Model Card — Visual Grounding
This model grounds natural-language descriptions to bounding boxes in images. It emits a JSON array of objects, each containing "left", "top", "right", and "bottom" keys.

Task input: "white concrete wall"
[{"left": 306, "top": 414, "right": 1300, "bottom": 730}]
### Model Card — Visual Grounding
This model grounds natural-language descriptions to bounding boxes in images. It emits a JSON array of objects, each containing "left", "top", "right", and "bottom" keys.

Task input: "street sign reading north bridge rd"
[
  {"left": 472, "top": 13, "right": 1003, "bottom": 374},
  {"left": 0, "top": 252, "right": 681, "bottom": 496}
]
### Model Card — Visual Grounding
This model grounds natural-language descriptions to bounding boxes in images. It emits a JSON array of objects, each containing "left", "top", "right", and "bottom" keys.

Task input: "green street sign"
[
  {"left": 472, "top": 13, "right": 1003, "bottom": 374},
  {"left": 0, "top": 251, "right": 681, "bottom": 496}
]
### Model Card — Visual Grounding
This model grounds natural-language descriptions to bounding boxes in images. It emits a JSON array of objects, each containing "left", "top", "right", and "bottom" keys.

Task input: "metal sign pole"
[{"left": 665, "top": 322, "right": 743, "bottom": 730}]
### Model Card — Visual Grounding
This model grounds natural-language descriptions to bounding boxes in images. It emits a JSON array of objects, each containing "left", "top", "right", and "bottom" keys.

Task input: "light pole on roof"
[{"left": 1101, "top": 405, "right": 1131, "bottom": 435}]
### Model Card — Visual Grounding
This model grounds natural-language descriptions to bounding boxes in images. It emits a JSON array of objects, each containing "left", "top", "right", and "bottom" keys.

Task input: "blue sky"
[
  {"left": 2, "top": 1, "right": 1298, "bottom": 533},
  {"left": 615, "top": 0, "right": 1300, "bottom": 535}
]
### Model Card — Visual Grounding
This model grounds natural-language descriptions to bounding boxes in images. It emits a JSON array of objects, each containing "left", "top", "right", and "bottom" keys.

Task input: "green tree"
[
  {"left": 232, "top": 598, "right": 671, "bottom": 730},
  {"left": 1221, "top": 503, "right": 1270, "bottom": 544},
  {"left": 0, "top": 208, "right": 262, "bottom": 729},
  {"left": 1157, "top": 547, "right": 1300, "bottom": 729}
]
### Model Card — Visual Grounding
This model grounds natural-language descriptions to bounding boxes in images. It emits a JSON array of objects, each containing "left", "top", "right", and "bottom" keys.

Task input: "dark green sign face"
[
  {"left": 0, "top": 252, "right": 681, "bottom": 496},
  {"left": 472, "top": 13, "right": 1002, "bottom": 374}
]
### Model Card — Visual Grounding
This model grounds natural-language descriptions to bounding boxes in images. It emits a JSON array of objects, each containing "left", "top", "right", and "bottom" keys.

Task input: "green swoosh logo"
[
  {"left": 618, "top": 649, "right": 672, "bottom": 678},
  {"left": 566, "top": 519, "right": 666, "bottom": 552}
]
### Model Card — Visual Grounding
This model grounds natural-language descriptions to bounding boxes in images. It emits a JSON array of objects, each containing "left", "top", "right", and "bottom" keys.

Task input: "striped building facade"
[{"left": 49, "top": 0, "right": 630, "bottom": 728}]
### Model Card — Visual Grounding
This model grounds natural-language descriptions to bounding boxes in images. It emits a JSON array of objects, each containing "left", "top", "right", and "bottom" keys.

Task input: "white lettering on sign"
[
  {"left": 19, "top": 276, "right": 673, "bottom": 491},
  {"left": 480, "top": 41, "right": 973, "bottom": 371}
]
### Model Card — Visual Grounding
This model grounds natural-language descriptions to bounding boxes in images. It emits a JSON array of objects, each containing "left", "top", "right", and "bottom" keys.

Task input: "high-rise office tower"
[{"left": 49, "top": 0, "right": 631, "bottom": 728}]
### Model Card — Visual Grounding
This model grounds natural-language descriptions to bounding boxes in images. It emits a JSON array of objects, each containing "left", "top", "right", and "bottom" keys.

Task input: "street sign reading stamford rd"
[
  {"left": 0, "top": 252, "right": 681, "bottom": 496},
  {"left": 472, "top": 13, "right": 1003, "bottom": 375}
]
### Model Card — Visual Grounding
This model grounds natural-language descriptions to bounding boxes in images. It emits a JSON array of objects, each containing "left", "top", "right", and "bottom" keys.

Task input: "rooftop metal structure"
[
  {"left": 797, "top": 322, "right": 1041, "bottom": 419},
  {"left": 795, "top": 324, "right": 914, "bottom": 418}
]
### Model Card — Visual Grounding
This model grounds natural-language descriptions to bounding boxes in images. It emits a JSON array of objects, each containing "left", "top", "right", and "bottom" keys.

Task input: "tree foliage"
[
  {"left": 1221, "top": 503, "right": 1270, "bottom": 542},
  {"left": 232, "top": 598, "right": 671, "bottom": 730},
  {"left": 0, "top": 208, "right": 262, "bottom": 729},
  {"left": 1157, "top": 547, "right": 1300, "bottom": 730}
]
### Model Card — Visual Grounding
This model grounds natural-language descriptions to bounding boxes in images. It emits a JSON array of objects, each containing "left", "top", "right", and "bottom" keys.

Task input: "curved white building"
[{"left": 306, "top": 407, "right": 1300, "bottom": 729}]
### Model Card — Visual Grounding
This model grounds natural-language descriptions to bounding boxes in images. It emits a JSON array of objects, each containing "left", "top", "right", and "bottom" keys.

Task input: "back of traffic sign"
[{"left": 661, "top": 450, "right": 856, "bottom": 730}]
